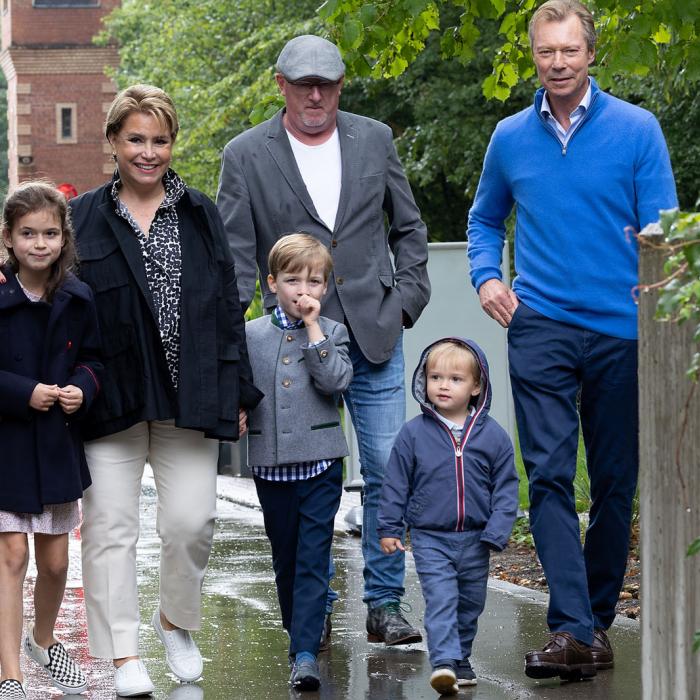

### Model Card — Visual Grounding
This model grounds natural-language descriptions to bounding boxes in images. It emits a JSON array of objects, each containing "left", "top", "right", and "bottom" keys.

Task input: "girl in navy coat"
[{"left": 0, "top": 182, "right": 102, "bottom": 699}]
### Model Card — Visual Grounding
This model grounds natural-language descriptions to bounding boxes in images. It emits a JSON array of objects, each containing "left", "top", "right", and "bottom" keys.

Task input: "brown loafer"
[
  {"left": 591, "top": 628, "right": 614, "bottom": 670},
  {"left": 525, "top": 631, "right": 596, "bottom": 681}
]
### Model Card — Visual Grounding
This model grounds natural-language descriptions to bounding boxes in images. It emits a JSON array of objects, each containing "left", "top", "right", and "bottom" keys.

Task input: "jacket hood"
[{"left": 412, "top": 336, "right": 491, "bottom": 419}]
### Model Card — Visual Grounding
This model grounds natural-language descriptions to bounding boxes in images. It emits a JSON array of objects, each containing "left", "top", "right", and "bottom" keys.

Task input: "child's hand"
[
  {"left": 58, "top": 385, "right": 84, "bottom": 414},
  {"left": 297, "top": 294, "right": 321, "bottom": 326},
  {"left": 380, "top": 537, "right": 405, "bottom": 554},
  {"left": 238, "top": 408, "right": 248, "bottom": 436},
  {"left": 0, "top": 270, "right": 6, "bottom": 284},
  {"left": 30, "top": 383, "right": 60, "bottom": 411}
]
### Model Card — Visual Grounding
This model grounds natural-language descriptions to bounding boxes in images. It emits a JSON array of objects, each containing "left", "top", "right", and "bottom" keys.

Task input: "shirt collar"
[
  {"left": 273, "top": 306, "right": 304, "bottom": 330},
  {"left": 110, "top": 168, "right": 186, "bottom": 209},
  {"left": 540, "top": 78, "right": 592, "bottom": 120}
]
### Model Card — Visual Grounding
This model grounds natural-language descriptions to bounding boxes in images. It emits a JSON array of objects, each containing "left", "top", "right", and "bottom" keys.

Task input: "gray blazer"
[
  {"left": 217, "top": 109, "right": 431, "bottom": 364},
  {"left": 245, "top": 315, "right": 352, "bottom": 466}
]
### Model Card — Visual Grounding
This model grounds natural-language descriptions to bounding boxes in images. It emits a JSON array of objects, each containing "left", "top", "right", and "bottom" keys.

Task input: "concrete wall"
[{"left": 343, "top": 241, "right": 514, "bottom": 486}]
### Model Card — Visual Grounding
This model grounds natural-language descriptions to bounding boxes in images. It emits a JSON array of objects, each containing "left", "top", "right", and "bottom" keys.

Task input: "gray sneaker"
[
  {"left": 366, "top": 602, "right": 422, "bottom": 646},
  {"left": 289, "top": 658, "right": 320, "bottom": 691}
]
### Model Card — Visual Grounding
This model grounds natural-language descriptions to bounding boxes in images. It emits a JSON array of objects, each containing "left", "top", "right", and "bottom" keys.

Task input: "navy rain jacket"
[{"left": 377, "top": 337, "right": 518, "bottom": 550}]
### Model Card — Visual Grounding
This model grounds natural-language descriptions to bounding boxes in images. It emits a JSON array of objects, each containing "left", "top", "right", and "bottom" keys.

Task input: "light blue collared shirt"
[{"left": 540, "top": 78, "right": 592, "bottom": 146}]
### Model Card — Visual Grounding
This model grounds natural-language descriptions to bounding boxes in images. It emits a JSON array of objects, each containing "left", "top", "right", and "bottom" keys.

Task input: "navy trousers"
[
  {"left": 411, "top": 528, "right": 490, "bottom": 667},
  {"left": 508, "top": 304, "right": 638, "bottom": 645},
  {"left": 254, "top": 460, "right": 343, "bottom": 656}
]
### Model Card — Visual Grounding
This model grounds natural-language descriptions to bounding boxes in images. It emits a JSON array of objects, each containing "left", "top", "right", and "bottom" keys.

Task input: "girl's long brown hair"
[{"left": 1, "top": 180, "right": 77, "bottom": 301}]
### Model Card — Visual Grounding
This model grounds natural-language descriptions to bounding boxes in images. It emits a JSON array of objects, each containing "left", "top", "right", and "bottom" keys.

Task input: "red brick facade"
[{"left": 1, "top": 0, "right": 120, "bottom": 194}]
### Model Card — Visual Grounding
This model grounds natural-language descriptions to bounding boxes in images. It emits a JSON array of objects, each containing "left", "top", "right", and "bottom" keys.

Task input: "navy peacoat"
[{"left": 0, "top": 267, "right": 103, "bottom": 513}]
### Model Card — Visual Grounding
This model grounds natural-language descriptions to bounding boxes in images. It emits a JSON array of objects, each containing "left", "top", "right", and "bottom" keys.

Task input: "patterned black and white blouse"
[{"left": 111, "top": 169, "right": 186, "bottom": 389}]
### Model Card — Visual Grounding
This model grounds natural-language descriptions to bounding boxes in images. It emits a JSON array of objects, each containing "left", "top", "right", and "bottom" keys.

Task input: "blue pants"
[
  {"left": 412, "top": 528, "right": 490, "bottom": 667},
  {"left": 254, "top": 461, "right": 343, "bottom": 656},
  {"left": 508, "top": 304, "right": 638, "bottom": 645},
  {"left": 343, "top": 332, "right": 406, "bottom": 607}
]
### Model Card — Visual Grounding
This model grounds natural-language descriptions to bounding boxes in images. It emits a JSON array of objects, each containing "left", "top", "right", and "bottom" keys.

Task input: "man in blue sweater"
[{"left": 467, "top": 0, "right": 677, "bottom": 681}]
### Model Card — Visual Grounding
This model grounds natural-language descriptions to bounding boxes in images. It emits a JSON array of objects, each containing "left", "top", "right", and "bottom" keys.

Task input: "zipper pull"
[
  {"left": 562, "top": 145, "right": 567, "bottom": 156},
  {"left": 455, "top": 447, "right": 462, "bottom": 457}
]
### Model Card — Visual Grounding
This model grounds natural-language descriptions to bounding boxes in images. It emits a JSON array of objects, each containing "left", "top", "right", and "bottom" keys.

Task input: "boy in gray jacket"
[{"left": 245, "top": 234, "right": 353, "bottom": 692}]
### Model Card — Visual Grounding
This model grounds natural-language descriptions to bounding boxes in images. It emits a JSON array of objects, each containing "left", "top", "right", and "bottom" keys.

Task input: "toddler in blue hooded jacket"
[{"left": 378, "top": 337, "right": 518, "bottom": 695}]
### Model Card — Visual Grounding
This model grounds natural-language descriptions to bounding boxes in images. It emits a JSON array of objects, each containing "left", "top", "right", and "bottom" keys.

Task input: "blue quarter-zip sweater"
[
  {"left": 377, "top": 338, "right": 518, "bottom": 550},
  {"left": 467, "top": 78, "right": 677, "bottom": 340}
]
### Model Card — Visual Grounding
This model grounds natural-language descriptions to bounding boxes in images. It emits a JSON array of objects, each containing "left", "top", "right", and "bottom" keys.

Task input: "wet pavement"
[{"left": 20, "top": 476, "right": 641, "bottom": 699}]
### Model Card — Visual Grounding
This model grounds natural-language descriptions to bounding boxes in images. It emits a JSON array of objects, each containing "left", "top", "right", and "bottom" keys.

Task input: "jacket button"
[
  {"left": 282, "top": 356, "right": 291, "bottom": 365},
  {"left": 320, "top": 350, "right": 328, "bottom": 359},
  {"left": 336, "top": 277, "right": 344, "bottom": 285},
  {"left": 331, "top": 239, "right": 338, "bottom": 248},
  {"left": 286, "top": 334, "right": 294, "bottom": 342},
  {"left": 282, "top": 378, "right": 291, "bottom": 388}
]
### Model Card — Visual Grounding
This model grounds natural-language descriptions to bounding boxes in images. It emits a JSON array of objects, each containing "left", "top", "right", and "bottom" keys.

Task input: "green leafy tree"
[
  {"left": 319, "top": 0, "right": 700, "bottom": 101},
  {"left": 99, "top": 0, "right": 322, "bottom": 197}
]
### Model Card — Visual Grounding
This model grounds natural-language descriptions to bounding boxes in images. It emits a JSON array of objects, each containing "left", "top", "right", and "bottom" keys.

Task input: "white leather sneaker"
[
  {"left": 151, "top": 611, "right": 203, "bottom": 683},
  {"left": 113, "top": 659, "right": 154, "bottom": 697}
]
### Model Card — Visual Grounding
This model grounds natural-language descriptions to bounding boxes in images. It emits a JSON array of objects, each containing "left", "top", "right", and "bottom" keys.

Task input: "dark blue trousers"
[
  {"left": 508, "top": 304, "right": 638, "bottom": 645},
  {"left": 254, "top": 461, "right": 342, "bottom": 657}
]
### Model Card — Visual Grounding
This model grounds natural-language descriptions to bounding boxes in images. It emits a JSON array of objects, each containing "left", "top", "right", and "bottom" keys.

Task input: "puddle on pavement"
[{"left": 19, "top": 484, "right": 640, "bottom": 699}]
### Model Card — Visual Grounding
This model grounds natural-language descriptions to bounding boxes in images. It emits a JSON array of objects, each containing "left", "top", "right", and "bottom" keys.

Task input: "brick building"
[{"left": 0, "top": 0, "right": 120, "bottom": 194}]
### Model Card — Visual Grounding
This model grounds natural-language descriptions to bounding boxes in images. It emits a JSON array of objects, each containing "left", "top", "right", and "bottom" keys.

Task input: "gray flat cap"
[{"left": 276, "top": 35, "right": 345, "bottom": 82}]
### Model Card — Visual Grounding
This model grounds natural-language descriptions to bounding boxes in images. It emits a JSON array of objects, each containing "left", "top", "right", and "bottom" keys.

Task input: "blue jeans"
[
  {"left": 343, "top": 332, "right": 406, "bottom": 607},
  {"left": 508, "top": 304, "right": 638, "bottom": 644},
  {"left": 411, "top": 528, "right": 490, "bottom": 667}
]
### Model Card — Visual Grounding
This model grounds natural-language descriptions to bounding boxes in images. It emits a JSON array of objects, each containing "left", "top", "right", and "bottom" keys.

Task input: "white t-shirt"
[{"left": 286, "top": 128, "right": 342, "bottom": 232}]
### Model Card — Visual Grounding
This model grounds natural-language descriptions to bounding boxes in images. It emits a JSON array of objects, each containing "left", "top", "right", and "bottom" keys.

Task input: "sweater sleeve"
[
  {"left": 480, "top": 436, "right": 519, "bottom": 551},
  {"left": 634, "top": 114, "right": 678, "bottom": 228},
  {"left": 377, "top": 427, "right": 414, "bottom": 540},
  {"left": 466, "top": 125, "right": 515, "bottom": 293}
]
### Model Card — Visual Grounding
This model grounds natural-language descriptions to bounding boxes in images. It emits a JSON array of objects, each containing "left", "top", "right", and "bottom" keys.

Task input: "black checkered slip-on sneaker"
[
  {"left": 24, "top": 624, "right": 88, "bottom": 694},
  {"left": 0, "top": 679, "right": 27, "bottom": 698}
]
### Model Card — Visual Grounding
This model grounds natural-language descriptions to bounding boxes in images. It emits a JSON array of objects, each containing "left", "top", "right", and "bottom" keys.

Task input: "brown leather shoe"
[
  {"left": 591, "top": 628, "right": 614, "bottom": 670},
  {"left": 525, "top": 631, "right": 596, "bottom": 681}
]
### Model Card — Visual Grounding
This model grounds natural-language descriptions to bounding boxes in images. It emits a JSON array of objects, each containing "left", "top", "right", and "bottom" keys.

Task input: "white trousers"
[{"left": 80, "top": 421, "right": 219, "bottom": 659}]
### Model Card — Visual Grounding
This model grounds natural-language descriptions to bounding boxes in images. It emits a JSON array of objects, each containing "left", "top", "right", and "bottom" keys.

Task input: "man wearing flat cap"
[{"left": 217, "top": 32, "right": 430, "bottom": 659}]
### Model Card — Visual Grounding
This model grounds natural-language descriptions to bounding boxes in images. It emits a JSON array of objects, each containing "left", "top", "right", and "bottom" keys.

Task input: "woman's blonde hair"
[{"left": 105, "top": 84, "right": 179, "bottom": 141}]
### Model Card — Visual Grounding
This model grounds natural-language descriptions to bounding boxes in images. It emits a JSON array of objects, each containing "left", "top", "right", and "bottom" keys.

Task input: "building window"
[
  {"left": 33, "top": 1, "right": 100, "bottom": 7},
  {"left": 56, "top": 103, "right": 77, "bottom": 144},
  {"left": 2, "top": 1, "right": 8, "bottom": 15}
]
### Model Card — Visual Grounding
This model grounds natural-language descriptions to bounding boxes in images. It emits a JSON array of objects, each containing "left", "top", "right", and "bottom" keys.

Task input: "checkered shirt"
[{"left": 251, "top": 306, "right": 334, "bottom": 482}]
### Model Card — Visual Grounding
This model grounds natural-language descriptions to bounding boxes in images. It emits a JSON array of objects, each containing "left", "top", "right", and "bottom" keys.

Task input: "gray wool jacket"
[
  {"left": 217, "top": 109, "right": 431, "bottom": 365},
  {"left": 245, "top": 314, "right": 353, "bottom": 466}
]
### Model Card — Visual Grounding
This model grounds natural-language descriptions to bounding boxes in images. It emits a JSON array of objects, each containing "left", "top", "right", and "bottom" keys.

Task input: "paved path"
[{"left": 18, "top": 473, "right": 641, "bottom": 699}]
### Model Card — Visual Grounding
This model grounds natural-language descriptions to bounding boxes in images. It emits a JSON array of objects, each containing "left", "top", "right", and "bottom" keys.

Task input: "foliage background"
[{"left": 100, "top": 0, "right": 699, "bottom": 247}]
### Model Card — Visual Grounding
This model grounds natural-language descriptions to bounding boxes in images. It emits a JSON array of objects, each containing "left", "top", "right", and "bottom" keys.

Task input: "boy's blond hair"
[
  {"left": 268, "top": 232, "right": 333, "bottom": 280},
  {"left": 426, "top": 341, "right": 481, "bottom": 386}
]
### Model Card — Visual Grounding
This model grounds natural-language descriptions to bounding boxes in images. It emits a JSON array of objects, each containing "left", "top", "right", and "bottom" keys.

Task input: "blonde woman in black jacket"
[{"left": 69, "top": 85, "right": 262, "bottom": 697}]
